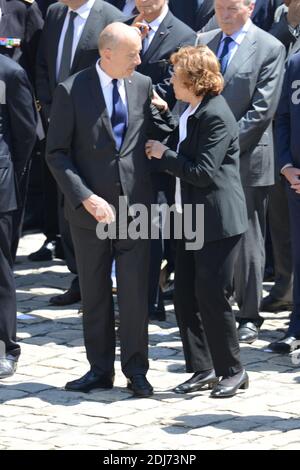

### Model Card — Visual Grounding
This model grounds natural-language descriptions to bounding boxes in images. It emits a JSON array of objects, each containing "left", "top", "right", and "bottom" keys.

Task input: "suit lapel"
[
  {"left": 88, "top": 67, "right": 115, "bottom": 144},
  {"left": 223, "top": 25, "right": 257, "bottom": 86},
  {"left": 142, "top": 12, "right": 172, "bottom": 62},
  {"left": 206, "top": 30, "right": 223, "bottom": 56},
  {"left": 71, "top": 2, "right": 102, "bottom": 73},
  {"left": 51, "top": 6, "right": 68, "bottom": 85},
  {"left": 120, "top": 77, "right": 136, "bottom": 153}
]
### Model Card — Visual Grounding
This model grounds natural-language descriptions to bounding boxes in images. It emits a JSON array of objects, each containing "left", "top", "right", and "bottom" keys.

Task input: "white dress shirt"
[
  {"left": 142, "top": 4, "right": 169, "bottom": 52},
  {"left": 95, "top": 61, "right": 128, "bottom": 124},
  {"left": 175, "top": 102, "right": 201, "bottom": 213},
  {"left": 123, "top": 0, "right": 136, "bottom": 16},
  {"left": 56, "top": 0, "right": 96, "bottom": 80},
  {"left": 217, "top": 18, "right": 252, "bottom": 67}
]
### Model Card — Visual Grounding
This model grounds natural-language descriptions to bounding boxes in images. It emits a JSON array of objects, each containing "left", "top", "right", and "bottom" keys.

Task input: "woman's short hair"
[{"left": 170, "top": 45, "right": 224, "bottom": 97}]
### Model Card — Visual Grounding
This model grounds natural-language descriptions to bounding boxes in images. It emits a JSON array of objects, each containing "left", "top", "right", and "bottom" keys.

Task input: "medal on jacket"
[{"left": 0, "top": 38, "right": 21, "bottom": 48}]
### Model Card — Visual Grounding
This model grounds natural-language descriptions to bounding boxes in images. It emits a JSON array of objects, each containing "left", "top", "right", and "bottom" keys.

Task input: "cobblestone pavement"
[{"left": 0, "top": 233, "right": 299, "bottom": 450}]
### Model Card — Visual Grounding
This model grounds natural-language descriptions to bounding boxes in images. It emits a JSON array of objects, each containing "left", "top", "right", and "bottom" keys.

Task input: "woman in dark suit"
[{"left": 146, "top": 45, "right": 249, "bottom": 398}]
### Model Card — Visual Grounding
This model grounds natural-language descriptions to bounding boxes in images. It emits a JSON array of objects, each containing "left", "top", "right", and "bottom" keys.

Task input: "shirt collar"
[
  {"left": 221, "top": 18, "right": 252, "bottom": 45},
  {"left": 143, "top": 4, "right": 169, "bottom": 33},
  {"left": 96, "top": 61, "right": 124, "bottom": 88},
  {"left": 68, "top": 0, "right": 95, "bottom": 20}
]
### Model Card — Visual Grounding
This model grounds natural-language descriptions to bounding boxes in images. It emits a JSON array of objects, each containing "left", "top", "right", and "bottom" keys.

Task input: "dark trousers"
[
  {"left": 286, "top": 183, "right": 300, "bottom": 337},
  {"left": 268, "top": 177, "right": 293, "bottom": 301},
  {"left": 234, "top": 186, "right": 269, "bottom": 324},
  {"left": 71, "top": 224, "right": 150, "bottom": 378},
  {"left": 148, "top": 173, "right": 175, "bottom": 314},
  {"left": 0, "top": 213, "right": 20, "bottom": 358},
  {"left": 57, "top": 189, "right": 79, "bottom": 292},
  {"left": 174, "top": 235, "right": 243, "bottom": 377},
  {"left": 42, "top": 147, "right": 59, "bottom": 241},
  {"left": 11, "top": 163, "right": 31, "bottom": 261}
]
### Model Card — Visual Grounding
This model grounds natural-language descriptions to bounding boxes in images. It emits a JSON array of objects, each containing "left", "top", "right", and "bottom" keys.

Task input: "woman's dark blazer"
[{"left": 154, "top": 93, "right": 248, "bottom": 244}]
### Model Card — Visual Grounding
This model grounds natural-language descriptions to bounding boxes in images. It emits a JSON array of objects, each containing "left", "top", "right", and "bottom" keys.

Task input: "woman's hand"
[{"left": 145, "top": 140, "right": 169, "bottom": 159}]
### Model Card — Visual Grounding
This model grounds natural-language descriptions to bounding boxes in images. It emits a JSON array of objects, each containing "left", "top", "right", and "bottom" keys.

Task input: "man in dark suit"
[
  {"left": 168, "top": 0, "right": 214, "bottom": 31},
  {"left": 129, "top": 0, "right": 196, "bottom": 321},
  {"left": 0, "top": 0, "right": 43, "bottom": 260},
  {"left": 0, "top": 0, "right": 43, "bottom": 84},
  {"left": 0, "top": 55, "right": 36, "bottom": 378},
  {"left": 46, "top": 23, "right": 174, "bottom": 397},
  {"left": 261, "top": 0, "right": 300, "bottom": 313},
  {"left": 33, "top": 0, "right": 123, "bottom": 307},
  {"left": 266, "top": 51, "right": 300, "bottom": 353},
  {"left": 133, "top": 0, "right": 196, "bottom": 106},
  {"left": 197, "top": 0, "right": 285, "bottom": 343}
]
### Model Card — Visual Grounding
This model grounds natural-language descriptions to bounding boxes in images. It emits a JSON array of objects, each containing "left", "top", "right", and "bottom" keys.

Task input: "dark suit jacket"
[
  {"left": 169, "top": 0, "right": 214, "bottom": 31},
  {"left": 152, "top": 94, "right": 248, "bottom": 243},
  {"left": 252, "top": 0, "right": 282, "bottom": 32},
  {"left": 104, "top": 0, "right": 126, "bottom": 10},
  {"left": 129, "top": 10, "right": 196, "bottom": 107},
  {"left": 46, "top": 67, "right": 175, "bottom": 230},
  {"left": 0, "top": 55, "right": 36, "bottom": 212},
  {"left": 36, "top": 0, "right": 123, "bottom": 121},
  {"left": 0, "top": 0, "right": 44, "bottom": 86},
  {"left": 197, "top": 23, "right": 285, "bottom": 187},
  {"left": 276, "top": 52, "right": 300, "bottom": 171}
]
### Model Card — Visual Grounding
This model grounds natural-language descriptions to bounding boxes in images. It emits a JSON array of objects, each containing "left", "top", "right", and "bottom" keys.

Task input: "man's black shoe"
[
  {"left": 65, "top": 370, "right": 114, "bottom": 392},
  {"left": 265, "top": 335, "right": 300, "bottom": 354},
  {"left": 0, "top": 356, "right": 18, "bottom": 379},
  {"left": 238, "top": 322, "right": 259, "bottom": 344},
  {"left": 260, "top": 295, "right": 293, "bottom": 313},
  {"left": 149, "top": 310, "right": 166, "bottom": 322},
  {"left": 210, "top": 369, "right": 249, "bottom": 398},
  {"left": 50, "top": 288, "right": 81, "bottom": 306},
  {"left": 28, "top": 240, "right": 55, "bottom": 261},
  {"left": 174, "top": 369, "right": 219, "bottom": 394},
  {"left": 127, "top": 375, "right": 153, "bottom": 398}
]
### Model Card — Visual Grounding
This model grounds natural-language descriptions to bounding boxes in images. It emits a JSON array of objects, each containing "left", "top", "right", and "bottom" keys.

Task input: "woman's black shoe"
[
  {"left": 173, "top": 369, "right": 219, "bottom": 394},
  {"left": 210, "top": 369, "right": 249, "bottom": 398}
]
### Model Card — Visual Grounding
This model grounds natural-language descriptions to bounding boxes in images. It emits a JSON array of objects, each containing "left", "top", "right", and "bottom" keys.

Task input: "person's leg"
[
  {"left": 174, "top": 239, "right": 213, "bottom": 373},
  {"left": 70, "top": 225, "right": 115, "bottom": 376},
  {"left": 0, "top": 213, "right": 19, "bottom": 378},
  {"left": 286, "top": 185, "right": 300, "bottom": 338},
  {"left": 194, "top": 235, "right": 243, "bottom": 377},
  {"left": 235, "top": 186, "right": 268, "bottom": 336},
  {"left": 115, "top": 237, "right": 150, "bottom": 378},
  {"left": 264, "top": 178, "right": 293, "bottom": 309}
]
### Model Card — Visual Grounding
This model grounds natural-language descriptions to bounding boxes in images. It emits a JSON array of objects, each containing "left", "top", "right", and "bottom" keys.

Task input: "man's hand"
[
  {"left": 151, "top": 89, "right": 168, "bottom": 113},
  {"left": 287, "top": 0, "right": 300, "bottom": 28},
  {"left": 282, "top": 166, "right": 300, "bottom": 192},
  {"left": 145, "top": 139, "right": 169, "bottom": 159},
  {"left": 132, "top": 13, "right": 149, "bottom": 40},
  {"left": 82, "top": 194, "right": 115, "bottom": 224}
]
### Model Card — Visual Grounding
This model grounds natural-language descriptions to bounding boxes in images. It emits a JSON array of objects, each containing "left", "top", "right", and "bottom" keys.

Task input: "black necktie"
[
  {"left": 219, "top": 36, "right": 234, "bottom": 75},
  {"left": 111, "top": 79, "right": 127, "bottom": 150},
  {"left": 57, "top": 11, "right": 77, "bottom": 83}
]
